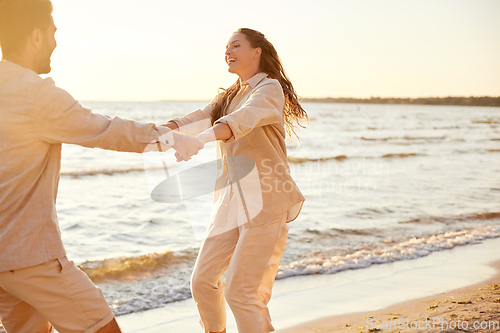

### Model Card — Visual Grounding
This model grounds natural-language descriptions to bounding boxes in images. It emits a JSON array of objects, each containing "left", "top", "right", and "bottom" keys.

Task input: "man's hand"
[
  {"left": 172, "top": 132, "right": 204, "bottom": 161},
  {"left": 174, "top": 151, "right": 191, "bottom": 162}
]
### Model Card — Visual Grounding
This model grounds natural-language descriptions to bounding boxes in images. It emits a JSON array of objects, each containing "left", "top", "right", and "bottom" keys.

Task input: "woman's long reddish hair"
[{"left": 211, "top": 28, "right": 308, "bottom": 142}]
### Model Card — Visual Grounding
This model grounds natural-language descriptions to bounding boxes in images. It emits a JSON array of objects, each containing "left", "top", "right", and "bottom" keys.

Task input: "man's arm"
[{"left": 31, "top": 77, "right": 202, "bottom": 157}]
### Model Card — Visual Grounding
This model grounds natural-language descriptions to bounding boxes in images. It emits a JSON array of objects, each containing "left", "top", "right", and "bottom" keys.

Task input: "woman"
[{"left": 163, "top": 28, "right": 308, "bottom": 333}]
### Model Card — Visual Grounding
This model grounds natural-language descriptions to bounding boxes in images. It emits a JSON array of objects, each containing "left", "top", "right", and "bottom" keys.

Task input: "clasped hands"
[
  {"left": 160, "top": 121, "right": 224, "bottom": 163},
  {"left": 171, "top": 131, "right": 211, "bottom": 162},
  {"left": 160, "top": 121, "right": 233, "bottom": 162}
]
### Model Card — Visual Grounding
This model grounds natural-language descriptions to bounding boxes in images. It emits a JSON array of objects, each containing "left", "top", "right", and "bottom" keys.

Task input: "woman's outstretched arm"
[
  {"left": 197, "top": 123, "right": 233, "bottom": 144},
  {"left": 161, "top": 121, "right": 179, "bottom": 131},
  {"left": 174, "top": 123, "right": 233, "bottom": 162},
  {"left": 160, "top": 100, "right": 215, "bottom": 136}
]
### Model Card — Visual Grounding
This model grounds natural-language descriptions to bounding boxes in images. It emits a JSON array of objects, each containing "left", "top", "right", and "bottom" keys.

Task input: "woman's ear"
[{"left": 254, "top": 47, "right": 262, "bottom": 58}]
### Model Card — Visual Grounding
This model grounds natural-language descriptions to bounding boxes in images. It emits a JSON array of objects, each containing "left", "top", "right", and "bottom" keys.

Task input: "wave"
[
  {"left": 78, "top": 248, "right": 198, "bottom": 283},
  {"left": 306, "top": 228, "right": 373, "bottom": 236},
  {"left": 472, "top": 119, "right": 499, "bottom": 124},
  {"left": 361, "top": 135, "right": 446, "bottom": 141},
  {"left": 287, "top": 155, "right": 347, "bottom": 163},
  {"left": 287, "top": 152, "right": 424, "bottom": 163},
  {"left": 77, "top": 213, "right": 500, "bottom": 285},
  {"left": 85, "top": 213, "right": 500, "bottom": 282},
  {"left": 84, "top": 210, "right": 500, "bottom": 316},
  {"left": 381, "top": 153, "right": 419, "bottom": 158},
  {"left": 63, "top": 152, "right": 426, "bottom": 177},
  {"left": 61, "top": 166, "right": 169, "bottom": 177},
  {"left": 400, "top": 211, "right": 500, "bottom": 224},
  {"left": 276, "top": 224, "right": 500, "bottom": 279}
]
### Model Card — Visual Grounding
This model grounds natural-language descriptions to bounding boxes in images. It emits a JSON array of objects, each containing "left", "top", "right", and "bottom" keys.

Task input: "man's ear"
[{"left": 29, "top": 28, "right": 44, "bottom": 50}]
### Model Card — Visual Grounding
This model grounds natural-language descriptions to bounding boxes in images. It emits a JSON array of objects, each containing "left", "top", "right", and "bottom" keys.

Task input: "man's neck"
[{"left": 2, "top": 54, "right": 37, "bottom": 73}]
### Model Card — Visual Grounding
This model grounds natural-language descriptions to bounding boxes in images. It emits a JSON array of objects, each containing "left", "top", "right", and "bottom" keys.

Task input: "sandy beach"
[
  {"left": 1, "top": 246, "right": 499, "bottom": 333},
  {"left": 277, "top": 261, "right": 500, "bottom": 333},
  {"left": 1, "top": 237, "right": 500, "bottom": 333}
]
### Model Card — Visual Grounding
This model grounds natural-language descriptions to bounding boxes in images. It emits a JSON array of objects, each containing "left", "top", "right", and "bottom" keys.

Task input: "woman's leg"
[
  {"left": 257, "top": 216, "right": 289, "bottom": 307},
  {"left": 190, "top": 224, "right": 239, "bottom": 333},
  {"left": 224, "top": 213, "right": 289, "bottom": 333}
]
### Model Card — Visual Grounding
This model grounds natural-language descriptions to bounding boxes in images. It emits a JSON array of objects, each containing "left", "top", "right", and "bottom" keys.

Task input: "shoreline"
[
  {"left": 301, "top": 96, "right": 500, "bottom": 107},
  {"left": 2, "top": 239, "right": 499, "bottom": 333},
  {"left": 277, "top": 259, "right": 500, "bottom": 333},
  {"left": 115, "top": 236, "right": 500, "bottom": 332}
]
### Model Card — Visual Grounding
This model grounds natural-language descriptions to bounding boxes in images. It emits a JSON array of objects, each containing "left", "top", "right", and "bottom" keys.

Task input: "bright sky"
[{"left": 7, "top": 0, "right": 500, "bottom": 101}]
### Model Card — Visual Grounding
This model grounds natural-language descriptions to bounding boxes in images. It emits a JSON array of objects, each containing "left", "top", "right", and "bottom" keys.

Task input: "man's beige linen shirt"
[
  {"left": 0, "top": 60, "right": 171, "bottom": 272},
  {"left": 168, "top": 72, "right": 305, "bottom": 229}
]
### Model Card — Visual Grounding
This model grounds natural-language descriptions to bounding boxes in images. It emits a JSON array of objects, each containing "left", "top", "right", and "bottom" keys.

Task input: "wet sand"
[{"left": 277, "top": 260, "right": 500, "bottom": 333}]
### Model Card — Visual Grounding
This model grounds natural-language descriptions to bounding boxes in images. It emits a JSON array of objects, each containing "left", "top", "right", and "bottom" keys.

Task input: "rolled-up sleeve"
[
  {"left": 31, "top": 78, "right": 171, "bottom": 153},
  {"left": 214, "top": 81, "right": 284, "bottom": 143},
  {"left": 167, "top": 99, "right": 215, "bottom": 136}
]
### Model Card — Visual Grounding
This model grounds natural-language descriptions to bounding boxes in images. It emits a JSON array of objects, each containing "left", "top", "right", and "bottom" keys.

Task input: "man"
[{"left": 0, "top": 0, "right": 203, "bottom": 332}]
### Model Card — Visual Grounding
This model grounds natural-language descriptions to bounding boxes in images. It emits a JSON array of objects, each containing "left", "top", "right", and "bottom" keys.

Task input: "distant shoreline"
[
  {"left": 83, "top": 96, "right": 500, "bottom": 106},
  {"left": 301, "top": 96, "right": 500, "bottom": 107}
]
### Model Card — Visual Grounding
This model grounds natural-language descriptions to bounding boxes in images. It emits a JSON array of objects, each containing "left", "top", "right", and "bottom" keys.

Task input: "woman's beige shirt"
[{"left": 169, "top": 72, "right": 305, "bottom": 229}]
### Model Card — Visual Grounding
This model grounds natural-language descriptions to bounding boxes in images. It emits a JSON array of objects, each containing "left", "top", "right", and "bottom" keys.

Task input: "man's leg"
[
  {"left": 97, "top": 318, "right": 121, "bottom": 333},
  {"left": 0, "top": 257, "right": 120, "bottom": 333},
  {"left": 0, "top": 285, "right": 52, "bottom": 333}
]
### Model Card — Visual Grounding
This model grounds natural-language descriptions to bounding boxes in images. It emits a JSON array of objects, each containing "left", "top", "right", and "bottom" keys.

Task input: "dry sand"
[
  {"left": 1, "top": 263, "right": 498, "bottom": 332},
  {"left": 277, "top": 260, "right": 500, "bottom": 333}
]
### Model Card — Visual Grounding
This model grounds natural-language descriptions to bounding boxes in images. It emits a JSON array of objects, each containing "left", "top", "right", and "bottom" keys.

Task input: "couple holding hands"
[{"left": 0, "top": 1, "right": 307, "bottom": 333}]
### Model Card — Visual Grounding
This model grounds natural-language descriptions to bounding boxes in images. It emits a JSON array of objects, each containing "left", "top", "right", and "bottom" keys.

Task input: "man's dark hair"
[{"left": 0, "top": 0, "right": 53, "bottom": 57}]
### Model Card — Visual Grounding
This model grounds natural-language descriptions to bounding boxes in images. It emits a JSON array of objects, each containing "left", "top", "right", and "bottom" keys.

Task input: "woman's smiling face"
[{"left": 225, "top": 32, "right": 261, "bottom": 77}]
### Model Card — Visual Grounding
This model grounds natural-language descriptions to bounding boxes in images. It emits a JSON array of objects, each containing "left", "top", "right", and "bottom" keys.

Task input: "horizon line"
[{"left": 78, "top": 95, "right": 500, "bottom": 103}]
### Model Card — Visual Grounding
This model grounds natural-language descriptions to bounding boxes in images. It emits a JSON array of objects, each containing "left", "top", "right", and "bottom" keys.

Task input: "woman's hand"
[
  {"left": 174, "top": 136, "right": 205, "bottom": 162},
  {"left": 171, "top": 132, "right": 204, "bottom": 161},
  {"left": 171, "top": 123, "right": 233, "bottom": 162}
]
